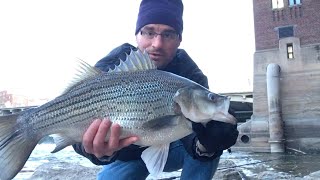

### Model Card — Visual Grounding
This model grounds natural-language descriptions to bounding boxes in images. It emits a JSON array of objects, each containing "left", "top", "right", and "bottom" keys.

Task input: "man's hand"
[
  {"left": 192, "top": 120, "right": 239, "bottom": 153},
  {"left": 82, "top": 119, "right": 139, "bottom": 158}
]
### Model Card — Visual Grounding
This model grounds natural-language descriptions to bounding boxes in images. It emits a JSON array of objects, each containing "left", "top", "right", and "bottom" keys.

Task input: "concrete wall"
[{"left": 248, "top": 37, "right": 320, "bottom": 153}]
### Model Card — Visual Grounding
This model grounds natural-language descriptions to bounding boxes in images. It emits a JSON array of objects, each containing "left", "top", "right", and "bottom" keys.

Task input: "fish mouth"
[
  {"left": 211, "top": 112, "right": 237, "bottom": 125},
  {"left": 216, "top": 96, "right": 231, "bottom": 116},
  {"left": 223, "top": 97, "right": 231, "bottom": 115}
]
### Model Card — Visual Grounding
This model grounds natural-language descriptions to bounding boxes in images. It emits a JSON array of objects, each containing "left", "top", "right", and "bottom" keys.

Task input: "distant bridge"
[
  {"left": 221, "top": 92, "right": 253, "bottom": 123},
  {"left": 221, "top": 91, "right": 253, "bottom": 103},
  {"left": 0, "top": 106, "right": 37, "bottom": 116}
]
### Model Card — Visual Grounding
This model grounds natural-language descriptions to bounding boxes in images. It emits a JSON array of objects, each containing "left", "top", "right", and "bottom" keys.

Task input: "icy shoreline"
[{"left": 13, "top": 144, "right": 320, "bottom": 180}]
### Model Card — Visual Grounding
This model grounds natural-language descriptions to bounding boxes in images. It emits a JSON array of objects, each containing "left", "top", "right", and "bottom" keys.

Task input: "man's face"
[{"left": 136, "top": 24, "right": 182, "bottom": 69}]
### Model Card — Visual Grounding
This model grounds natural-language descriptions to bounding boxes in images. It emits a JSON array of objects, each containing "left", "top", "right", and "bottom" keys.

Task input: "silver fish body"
[
  {"left": 0, "top": 50, "right": 235, "bottom": 180},
  {"left": 23, "top": 70, "right": 196, "bottom": 146}
]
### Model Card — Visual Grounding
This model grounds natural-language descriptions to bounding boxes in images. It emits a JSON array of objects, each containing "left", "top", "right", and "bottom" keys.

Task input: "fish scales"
[{"left": 20, "top": 70, "right": 189, "bottom": 137}]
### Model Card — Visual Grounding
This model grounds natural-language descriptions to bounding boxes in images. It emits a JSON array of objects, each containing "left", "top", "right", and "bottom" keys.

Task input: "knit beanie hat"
[{"left": 135, "top": 0, "right": 183, "bottom": 35}]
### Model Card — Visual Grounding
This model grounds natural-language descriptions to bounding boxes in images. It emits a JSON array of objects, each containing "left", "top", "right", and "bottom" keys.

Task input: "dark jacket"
[{"left": 73, "top": 43, "right": 221, "bottom": 165}]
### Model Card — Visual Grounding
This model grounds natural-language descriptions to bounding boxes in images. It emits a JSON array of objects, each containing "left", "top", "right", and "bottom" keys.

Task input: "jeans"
[{"left": 97, "top": 140, "right": 220, "bottom": 180}]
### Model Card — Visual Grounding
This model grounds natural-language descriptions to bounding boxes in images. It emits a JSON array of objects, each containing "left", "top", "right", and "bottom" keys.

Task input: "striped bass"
[{"left": 0, "top": 50, "right": 236, "bottom": 180}]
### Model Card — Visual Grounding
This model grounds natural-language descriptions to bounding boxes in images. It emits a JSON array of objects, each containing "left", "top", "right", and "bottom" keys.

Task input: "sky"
[{"left": 0, "top": 0, "right": 255, "bottom": 100}]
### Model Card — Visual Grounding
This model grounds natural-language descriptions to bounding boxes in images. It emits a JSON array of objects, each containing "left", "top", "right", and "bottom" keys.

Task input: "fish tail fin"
[{"left": 0, "top": 114, "right": 38, "bottom": 180}]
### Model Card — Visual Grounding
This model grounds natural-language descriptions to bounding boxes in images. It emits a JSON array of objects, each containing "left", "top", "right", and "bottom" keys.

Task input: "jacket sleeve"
[
  {"left": 72, "top": 143, "right": 117, "bottom": 165},
  {"left": 72, "top": 43, "right": 138, "bottom": 165}
]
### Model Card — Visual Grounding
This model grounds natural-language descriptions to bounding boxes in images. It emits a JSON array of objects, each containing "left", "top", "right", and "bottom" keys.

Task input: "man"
[{"left": 73, "top": 0, "right": 239, "bottom": 179}]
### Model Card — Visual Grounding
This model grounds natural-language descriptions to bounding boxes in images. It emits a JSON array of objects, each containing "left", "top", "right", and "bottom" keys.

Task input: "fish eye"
[{"left": 208, "top": 93, "right": 216, "bottom": 101}]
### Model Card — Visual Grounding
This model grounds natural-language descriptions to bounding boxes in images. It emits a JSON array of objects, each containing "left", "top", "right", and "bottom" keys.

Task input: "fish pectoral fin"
[
  {"left": 51, "top": 134, "right": 77, "bottom": 153},
  {"left": 141, "top": 144, "right": 169, "bottom": 177},
  {"left": 141, "top": 115, "right": 181, "bottom": 130}
]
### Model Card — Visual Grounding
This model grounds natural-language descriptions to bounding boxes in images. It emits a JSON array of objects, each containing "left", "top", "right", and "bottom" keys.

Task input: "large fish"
[{"left": 0, "top": 50, "right": 236, "bottom": 180}]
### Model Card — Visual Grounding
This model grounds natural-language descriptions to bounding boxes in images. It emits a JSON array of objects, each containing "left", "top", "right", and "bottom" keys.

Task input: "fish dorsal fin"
[
  {"left": 63, "top": 59, "right": 101, "bottom": 94},
  {"left": 108, "top": 49, "right": 157, "bottom": 73}
]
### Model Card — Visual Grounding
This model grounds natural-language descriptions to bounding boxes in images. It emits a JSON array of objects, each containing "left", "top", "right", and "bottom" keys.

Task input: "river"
[{"left": 13, "top": 144, "right": 320, "bottom": 179}]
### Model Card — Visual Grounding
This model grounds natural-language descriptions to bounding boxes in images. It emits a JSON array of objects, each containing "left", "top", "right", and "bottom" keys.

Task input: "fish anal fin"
[
  {"left": 141, "top": 144, "right": 169, "bottom": 177},
  {"left": 51, "top": 134, "right": 77, "bottom": 153}
]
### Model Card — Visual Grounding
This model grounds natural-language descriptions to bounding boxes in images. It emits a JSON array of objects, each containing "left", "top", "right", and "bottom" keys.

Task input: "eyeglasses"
[{"left": 140, "top": 30, "right": 179, "bottom": 41}]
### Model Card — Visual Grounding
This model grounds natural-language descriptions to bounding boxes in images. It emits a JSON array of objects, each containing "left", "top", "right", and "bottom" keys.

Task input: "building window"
[
  {"left": 272, "top": 0, "right": 284, "bottom": 9},
  {"left": 289, "top": 0, "right": 301, "bottom": 6},
  {"left": 278, "top": 26, "right": 294, "bottom": 39},
  {"left": 287, "top": 43, "right": 294, "bottom": 59}
]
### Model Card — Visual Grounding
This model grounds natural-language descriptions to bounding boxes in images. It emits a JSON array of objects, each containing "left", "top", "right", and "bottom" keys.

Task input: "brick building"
[
  {"left": 235, "top": 0, "right": 320, "bottom": 153},
  {"left": 254, "top": 0, "right": 320, "bottom": 50}
]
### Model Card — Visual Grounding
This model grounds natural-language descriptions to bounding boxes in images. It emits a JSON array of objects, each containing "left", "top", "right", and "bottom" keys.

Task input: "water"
[
  {"left": 220, "top": 151, "right": 320, "bottom": 179},
  {"left": 13, "top": 144, "right": 320, "bottom": 179},
  {"left": 14, "top": 144, "right": 95, "bottom": 180}
]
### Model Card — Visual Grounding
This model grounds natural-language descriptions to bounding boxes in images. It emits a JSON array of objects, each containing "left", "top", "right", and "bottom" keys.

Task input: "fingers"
[
  {"left": 108, "top": 123, "right": 121, "bottom": 151},
  {"left": 105, "top": 123, "right": 139, "bottom": 156},
  {"left": 93, "top": 119, "right": 113, "bottom": 157},
  {"left": 82, "top": 118, "right": 139, "bottom": 158},
  {"left": 118, "top": 136, "right": 139, "bottom": 149},
  {"left": 83, "top": 119, "right": 104, "bottom": 154}
]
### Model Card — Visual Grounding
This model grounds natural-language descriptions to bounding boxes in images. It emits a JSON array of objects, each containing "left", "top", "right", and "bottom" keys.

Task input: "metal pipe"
[{"left": 266, "top": 63, "right": 285, "bottom": 153}]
